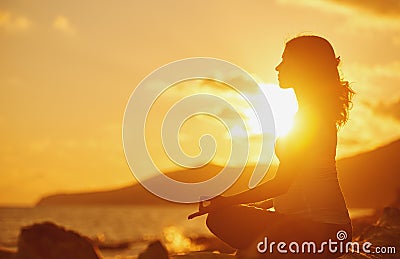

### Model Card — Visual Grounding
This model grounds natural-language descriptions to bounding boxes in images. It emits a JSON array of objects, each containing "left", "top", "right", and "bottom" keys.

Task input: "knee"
[
  {"left": 206, "top": 210, "right": 223, "bottom": 233},
  {"left": 205, "top": 211, "right": 216, "bottom": 231}
]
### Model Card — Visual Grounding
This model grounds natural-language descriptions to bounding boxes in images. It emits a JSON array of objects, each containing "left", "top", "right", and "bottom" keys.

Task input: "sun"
[
  {"left": 239, "top": 83, "right": 298, "bottom": 138},
  {"left": 258, "top": 83, "right": 298, "bottom": 137}
]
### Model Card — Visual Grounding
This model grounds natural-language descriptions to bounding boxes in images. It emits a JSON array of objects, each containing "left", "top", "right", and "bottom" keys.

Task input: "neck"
[
  {"left": 294, "top": 87, "right": 329, "bottom": 121},
  {"left": 293, "top": 88, "right": 314, "bottom": 112},
  {"left": 294, "top": 88, "right": 337, "bottom": 127}
]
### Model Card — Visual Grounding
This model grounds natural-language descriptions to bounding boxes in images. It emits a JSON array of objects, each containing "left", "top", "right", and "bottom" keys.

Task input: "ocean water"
[
  {"left": 0, "top": 206, "right": 375, "bottom": 258},
  {"left": 0, "top": 205, "right": 210, "bottom": 258}
]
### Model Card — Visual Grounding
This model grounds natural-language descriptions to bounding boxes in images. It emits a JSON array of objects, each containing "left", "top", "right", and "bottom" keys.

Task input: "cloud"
[
  {"left": 276, "top": 0, "right": 351, "bottom": 15},
  {"left": 191, "top": 74, "right": 260, "bottom": 94},
  {"left": 217, "top": 107, "right": 242, "bottom": 120},
  {"left": 277, "top": 0, "right": 400, "bottom": 31},
  {"left": 328, "top": 0, "right": 400, "bottom": 18},
  {"left": 345, "top": 61, "right": 400, "bottom": 102},
  {"left": 365, "top": 98, "right": 400, "bottom": 121},
  {"left": 337, "top": 100, "right": 400, "bottom": 158},
  {"left": 393, "top": 36, "right": 400, "bottom": 46},
  {"left": 52, "top": 15, "right": 75, "bottom": 35},
  {"left": 0, "top": 10, "right": 31, "bottom": 32},
  {"left": 278, "top": 0, "right": 400, "bottom": 19},
  {"left": 336, "top": 60, "right": 400, "bottom": 156}
]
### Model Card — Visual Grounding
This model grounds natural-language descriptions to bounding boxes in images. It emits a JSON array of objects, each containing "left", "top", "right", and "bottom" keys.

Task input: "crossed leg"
[{"left": 206, "top": 204, "right": 352, "bottom": 258}]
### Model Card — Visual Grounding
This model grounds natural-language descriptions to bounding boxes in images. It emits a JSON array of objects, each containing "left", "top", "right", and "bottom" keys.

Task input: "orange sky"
[{"left": 1, "top": 0, "right": 400, "bottom": 206}]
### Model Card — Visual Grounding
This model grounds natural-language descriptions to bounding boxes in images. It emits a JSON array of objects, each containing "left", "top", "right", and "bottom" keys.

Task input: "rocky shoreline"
[{"left": 0, "top": 207, "right": 399, "bottom": 259}]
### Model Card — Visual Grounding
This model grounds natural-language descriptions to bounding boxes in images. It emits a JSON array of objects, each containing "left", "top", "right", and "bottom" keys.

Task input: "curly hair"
[{"left": 285, "top": 35, "right": 355, "bottom": 128}]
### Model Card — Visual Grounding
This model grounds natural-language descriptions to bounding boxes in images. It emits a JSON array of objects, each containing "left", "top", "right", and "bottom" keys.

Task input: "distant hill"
[
  {"left": 36, "top": 163, "right": 276, "bottom": 206},
  {"left": 37, "top": 140, "right": 400, "bottom": 208},
  {"left": 36, "top": 164, "right": 227, "bottom": 206},
  {"left": 338, "top": 139, "right": 400, "bottom": 208}
]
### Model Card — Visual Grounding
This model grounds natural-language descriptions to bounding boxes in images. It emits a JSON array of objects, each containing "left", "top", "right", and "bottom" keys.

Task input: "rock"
[
  {"left": 355, "top": 207, "right": 400, "bottom": 255},
  {"left": 340, "top": 253, "right": 373, "bottom": 259},
  {"left": 350, "top": 213, "right": 380, "bottom": 238},
  {"left": 189, "top": 236, "right": 235, "bottom": 254},
  {"left": 138, "top": 240, "right": 169, "bottom": 259},
  {"left": 171, "top": 252, "right": 235, "bottom": 258},
  {"left": 0, "top": 247, "right": 16, "bottom": 259},
  {"left": 16, "top": 221, "right": 101, "bottom": 259},
  {"left": 341, "top": 207, "right": 400, "bottom": 259},
  {"left": 389, "top": 189, "right": 400, "bottom": 208},
  {"left": 375, "top": 207, "right": 400, "bottom": 228}
]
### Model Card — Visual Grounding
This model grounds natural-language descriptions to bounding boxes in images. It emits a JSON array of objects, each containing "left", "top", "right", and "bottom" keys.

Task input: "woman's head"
[
  {"left": 276, "top": 36, "right": 339, "bottom": 89},
  {"left": 275, "top": 35, "right": 354, "bottom": 127}
]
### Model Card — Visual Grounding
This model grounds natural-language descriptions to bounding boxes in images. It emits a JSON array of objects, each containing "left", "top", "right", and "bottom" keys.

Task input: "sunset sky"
[{"left": 1, "top": 0, "right": 400, "bottom": 206}]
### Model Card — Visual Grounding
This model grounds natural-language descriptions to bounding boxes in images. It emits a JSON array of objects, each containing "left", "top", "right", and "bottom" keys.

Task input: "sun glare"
[
  {"left": 241, "top": 83, "right": 298, "bottom": 138},
  {"left": 259, "top": 83, "right": 298, "bottom": 137}
]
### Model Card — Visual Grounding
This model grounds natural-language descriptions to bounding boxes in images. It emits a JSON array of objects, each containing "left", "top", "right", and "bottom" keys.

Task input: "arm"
[
  {"left": 188, "top": 132, "right": 303, "bottom": 219},
  {"left": 188, "top": 160, "right": 300, "bottom": 219},
  {"left": 196, "top": 162, "right": 298, "bottom": 214},
  {"left": 224, "top": 162, "right": 297, "bottom": 205}
]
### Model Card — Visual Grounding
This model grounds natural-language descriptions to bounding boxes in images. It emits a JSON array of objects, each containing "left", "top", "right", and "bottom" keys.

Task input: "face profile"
[
  {"left": 275, "top": 51, "right": 300, "bottom": 89},
  {"left": 275, "top": 36, "right": 340, "bottom": 90}
]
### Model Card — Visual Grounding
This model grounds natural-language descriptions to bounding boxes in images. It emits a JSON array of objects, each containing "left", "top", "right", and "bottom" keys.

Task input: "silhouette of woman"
[{"left": 191, "top": 36, "right": 355, "bottom": 258}]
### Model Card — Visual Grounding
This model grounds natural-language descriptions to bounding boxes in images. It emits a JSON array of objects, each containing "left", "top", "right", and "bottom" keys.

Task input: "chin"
[{"left": 278, "top": 81, "right": 292, "bottom": 89}]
